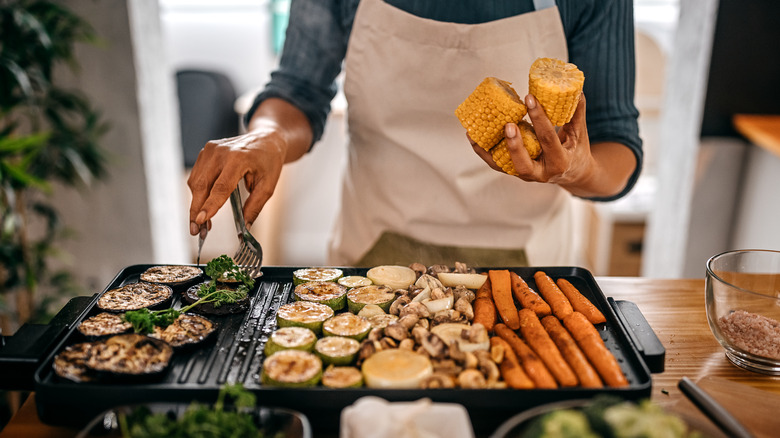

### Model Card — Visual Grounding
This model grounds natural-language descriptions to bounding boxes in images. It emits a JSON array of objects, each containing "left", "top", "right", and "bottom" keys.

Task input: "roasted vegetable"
[
  {"left": 528, "top": 57, "right": 584, "bottom": 126},
  {"left": 455, "top": 77, "right": 527, "bottom": 151}
]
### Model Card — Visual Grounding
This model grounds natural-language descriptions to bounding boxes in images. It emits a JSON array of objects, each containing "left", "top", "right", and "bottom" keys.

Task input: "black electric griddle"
[{"left": 3, "top": 265, "right": 663, "bottom": 434}]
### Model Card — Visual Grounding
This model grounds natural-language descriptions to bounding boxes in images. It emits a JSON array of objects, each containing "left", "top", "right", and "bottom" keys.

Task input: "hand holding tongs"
[{"left": 229, "top": 187, "right": 263, "bottom": 278}]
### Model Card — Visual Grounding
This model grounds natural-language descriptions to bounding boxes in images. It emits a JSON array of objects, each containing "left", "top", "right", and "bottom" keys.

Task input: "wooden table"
[
  {"left": 3, "top": 277, "right": 779, "bottom": 437},
  {"left": 733, "top": 114, "right": 780, "bottom": 158}
]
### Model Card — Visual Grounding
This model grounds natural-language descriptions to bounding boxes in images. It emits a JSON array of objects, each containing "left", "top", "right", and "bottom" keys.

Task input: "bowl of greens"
[
  {"left": 490, "top": 396, "right": 720, "bottom": 438},
  {"left": 76, "top": 383, "right": 311, "bottom": 438}
]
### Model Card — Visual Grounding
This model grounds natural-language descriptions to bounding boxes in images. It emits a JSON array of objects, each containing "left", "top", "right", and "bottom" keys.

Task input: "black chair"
[{"left": 176, "top": 69, "right": 239, "bottom": 168}]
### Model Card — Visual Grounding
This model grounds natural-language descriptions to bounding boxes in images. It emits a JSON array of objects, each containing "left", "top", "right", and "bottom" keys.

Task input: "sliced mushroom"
[
  {"left": 398, "top": 338, "right": 415, "bottom": 350},
  {"left": 453, "top": 262, "right": 475, "bottom": 274},
  {"left": 421, "top": 373, "right": 456, "bottom": 389},
  {"left": 379, "top": 337, "right": 397, "bottom": 349},
  {"left": 411, "top": 326, "right": 430, "bottom": 345},
  {"left": 454, "top": 297, "right": 474, "bottom": 321},
  {"left": 420, "top": 332, "right": 447, "bottom": 359},
  {"left": 399, "top": 301, "right": 431, "bottom": 319},
  {"left": 457, "top": 369, "right": 487, "bottom": 389},
  {"left": 368, "top": 327, "right": 385, "bottom": 342},
  {"left": 384, "top": 322, "right": 408, "bottom": 341},
  {"left": 427, "top": 265, "right": 451, "bottom": 276},
  {"left": 389, "top": 295, "right": 411, "bottom": 316},
  {"left": 478, "top": 354, "right": 501, "bottom": 385},
  {"left": 453, "top": 285, "right": 475, "bottom": 303},
  {"left": 409, "top": 263, "right": 427, "bottom": 279},
  {"left": 414, "top": 318, "right": 429, "bottom": 330},
  {"left": 358, "top": 340, "right": 377, "bottom": 364},
  {"left": 463, "top": 323, "right": 489, "bottom": 344},
  {"left": 432, "top": 358, "right": 462, "bottom": 376},
  {"left": 398, "top": 313, "right": 420, "bottom": 331}
]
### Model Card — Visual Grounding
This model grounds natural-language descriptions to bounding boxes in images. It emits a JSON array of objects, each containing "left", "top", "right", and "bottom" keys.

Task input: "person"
[{"left": 187, "top": 0, "right": 642, "bottom": 268}]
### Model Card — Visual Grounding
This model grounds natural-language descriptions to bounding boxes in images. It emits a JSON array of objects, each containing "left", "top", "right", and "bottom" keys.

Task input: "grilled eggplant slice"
[
  {"left": 150, "top": 313, "right": 216, "bottom": 349},
  {"left": 140, "top": 265, "right": 203, "bottom": 290},
  {"left": 53, "top": 342, "right": 97, "bottom": 383},
  {"left": 183, "top": 283, "right": 250, "bottom": 315},
  {"left": 97, "top": 283, "right": 173, "bottom": 312},
  {"left": 84, "top": 334, "right": 173, "bottom": 379},
  {"left": 77, "top": 312, "right": 132, "bottom": 339}
]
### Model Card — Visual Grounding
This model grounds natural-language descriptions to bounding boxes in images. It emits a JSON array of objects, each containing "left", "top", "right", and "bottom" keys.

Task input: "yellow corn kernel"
[
  {"left": 528, "top": 57, "right": 584, "bottom": 126},
  {"left": 518, "top": 120, "right": 541, "bottom": 159},
  {"left": 455, "top": 77, "right": 528, "bottom": 151},
  {"left": 490, "top": 139, "right": 518, "bottom": 176},
  {"left": 489, "top": 121, "right": 542, "bottom": 175}
]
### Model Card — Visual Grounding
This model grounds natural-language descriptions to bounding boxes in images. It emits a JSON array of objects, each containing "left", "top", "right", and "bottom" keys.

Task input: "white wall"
[{"left": 49, "top": 1, "right": 187, "bottom": 291}]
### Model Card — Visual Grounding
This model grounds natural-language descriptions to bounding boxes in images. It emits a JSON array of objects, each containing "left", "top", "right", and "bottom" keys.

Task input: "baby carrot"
[
  {"left": 473, "top": 297, "right": 497, "bottom": 332},
  {"left": 517, "top": 309, "right": 578, "bottom": 387},
  {"left": 533, "top": 271, "right": 573, "bottom": 319},
  {"left": 476, "top": 275, "right": 492, "bottom": 300},
  {"left": 510, "top": 271, "right": 552, "bottom": 317},
  {"left": 563, "top": 312, "right": 629, "bottom": 387},
  {"left": 490, "top": 336, "right": 535, "bottom": 389},
  {"left": 489, "top": 270, "right": 519, "bottom": 330},
  {"left": 494, "top": 323, "right": 557, "bottom": 389},
  {"left": 556, "top": 278, "right": 606, "bottom": 324},
  {"left": 541, "top": 315, "right": 603, "bottom": 388}
]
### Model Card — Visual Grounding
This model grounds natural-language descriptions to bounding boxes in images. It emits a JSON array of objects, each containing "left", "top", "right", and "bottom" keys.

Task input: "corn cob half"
[
  {"left": 528, "top": 58, "right": 584, "bottom": 126},
  {"left": 489, "top": 121, "right": 541, "bottom": 176},
  {"left": 455, "top": 77, "right": 527, "bottom": 151}
]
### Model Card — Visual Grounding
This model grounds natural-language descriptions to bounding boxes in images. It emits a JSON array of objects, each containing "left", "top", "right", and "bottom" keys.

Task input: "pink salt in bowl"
[{"left": 705, "top": 249, "right": 780, "bottom": 375}]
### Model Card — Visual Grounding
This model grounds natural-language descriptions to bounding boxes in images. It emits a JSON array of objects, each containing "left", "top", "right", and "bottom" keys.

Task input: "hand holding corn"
[
  {"left": 455, "top": 58, "right": 584, "bottom": 175},
  {"left": 457, "top": 58, "right": 637, "bottom": 199}
]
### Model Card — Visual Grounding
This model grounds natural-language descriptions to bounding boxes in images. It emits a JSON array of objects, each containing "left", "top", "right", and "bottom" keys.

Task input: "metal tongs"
[{"left": 229, "top": 187, "right": 263, "bottom": 278}]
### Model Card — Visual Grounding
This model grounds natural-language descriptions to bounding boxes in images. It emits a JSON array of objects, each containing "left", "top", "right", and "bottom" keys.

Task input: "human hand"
[
  {"left": 471, "top": 93, "right": 608, "bottom": 196},
  {"left": 187, "top": 128, "right": 286, "bottom": 236}
]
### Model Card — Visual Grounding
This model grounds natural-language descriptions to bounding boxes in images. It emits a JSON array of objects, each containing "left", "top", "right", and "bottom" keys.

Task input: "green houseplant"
[{"left": 0, "top": 0, "right": 109, "bottom": 328}]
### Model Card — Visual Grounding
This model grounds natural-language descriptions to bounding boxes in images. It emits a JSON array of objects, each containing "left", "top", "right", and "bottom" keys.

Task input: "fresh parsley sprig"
[
  {"left": 123, "top": 255, "right": 255, "bottom": 334},
  {"left": 119, "top": 383, "right": 263, "bottom": 438}
]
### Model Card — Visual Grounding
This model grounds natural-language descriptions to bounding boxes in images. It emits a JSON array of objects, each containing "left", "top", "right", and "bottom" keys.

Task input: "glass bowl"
[{"left": 705, "top": 249, "right": 780, "bottom": 374}]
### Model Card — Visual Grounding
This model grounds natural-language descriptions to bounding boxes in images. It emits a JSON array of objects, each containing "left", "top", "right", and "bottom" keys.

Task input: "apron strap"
[{"left": 533, "top": 0, "right": 557, "bottom": 10}]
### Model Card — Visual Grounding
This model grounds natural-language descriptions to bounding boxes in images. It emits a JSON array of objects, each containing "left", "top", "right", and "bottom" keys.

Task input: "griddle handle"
[
  {"left": 608, "top": 298, "right": 666, "bottom": 373},
  {"left": 0, "top": 296, "right": 92, "bottom": 391}
]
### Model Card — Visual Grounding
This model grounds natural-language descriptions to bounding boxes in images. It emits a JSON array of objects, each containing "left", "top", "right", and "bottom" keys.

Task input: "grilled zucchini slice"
[
  {"left": 264, "top": 326, "right": 317, "bottom": 356},
  {"left": 322, "top": 365, "right": 363, "bottom": 388},
  {"left": 322, "top": 313, "right": 372, "bottom": 341},
  {"left": 276, "top": 301, "right": 335, "bottom": 335},
  {"left": 293, "top": 281, "right": 348, "bottom": 311},
  {"left": 261, "top": 350, "right": 322, "bottom": 387},
  {"left": 293, "top": 268, "right": 343, "bottom": 286},
  {"left": 346, "top": 285, "right": 396, "bottom": 313},
  {"left": 314, "top": 336, "right": 360, "bottom": 366},
  {"left": 338, "top": 275, "right": 373, "bottom": 289}
]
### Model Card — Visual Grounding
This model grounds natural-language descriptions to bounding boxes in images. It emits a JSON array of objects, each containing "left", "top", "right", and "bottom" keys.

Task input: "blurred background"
[{"left": 2, "top": 0, "right": 780, "bottom": 353}]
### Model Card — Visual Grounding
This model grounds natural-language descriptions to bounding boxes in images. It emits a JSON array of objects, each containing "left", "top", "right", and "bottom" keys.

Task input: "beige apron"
[{"left": 328, "top": 0, "right": 574, "bottom": 267}]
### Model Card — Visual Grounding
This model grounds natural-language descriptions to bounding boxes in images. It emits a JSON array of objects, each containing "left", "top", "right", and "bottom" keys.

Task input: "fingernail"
[
  {"left": 505, "top": 123, "right": 518, "bottom": 139},
  {"left": 190, "top": 222, "right": 199, "bottom": 235},
  {"left": 195, "top": 211, "right": 206, "bottom": 224},
  {"left": 526, "top": 95, "right": 537, "bottom": 109}
]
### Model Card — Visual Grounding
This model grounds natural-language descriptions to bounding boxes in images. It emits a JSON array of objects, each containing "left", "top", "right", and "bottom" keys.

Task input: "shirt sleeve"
[
  {"left": 561, "top": 0, "right": 644, "bottom": 201},
  {"left": 243, "top": 0, "right": 352, "bottom": 147}
]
